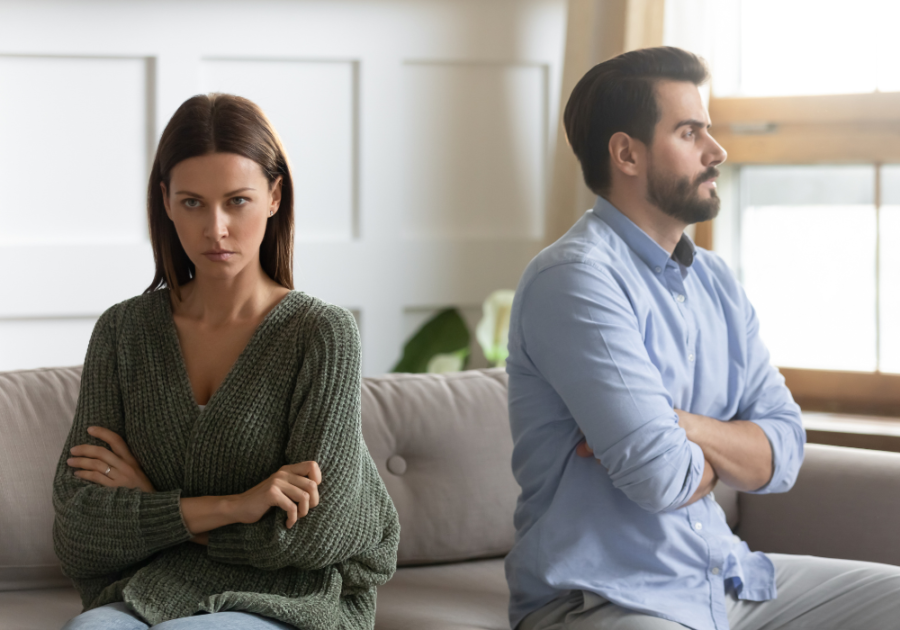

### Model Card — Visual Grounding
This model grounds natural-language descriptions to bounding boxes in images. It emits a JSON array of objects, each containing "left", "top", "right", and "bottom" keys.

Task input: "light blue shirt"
[{"left": 505, "top": 198, "right": 805, "bottom": 630}]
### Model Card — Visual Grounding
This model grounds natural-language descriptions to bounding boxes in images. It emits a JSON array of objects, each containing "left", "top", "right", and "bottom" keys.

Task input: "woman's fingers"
[
  {"left": 277, "top": 481, "right": 314, "bottom": 517},
  {"left": 283, "top": 461, "right": 322, "bottom": 485},
  {"left": 273, "top": 491, "right": 300, "bottom": 529},
  {"left": 275, "top": 472, "right": 319, "bottom": 508},
  {"left": 73, "top": 469, "right": 115, "bottom": 487},
  {"left": 67, "top": 456, "right": 113, "bottom": 474},
  {"left": 69, "top": 444, "right": 122, "bottom": 470},
  {"left": 87, "top": 426, "right": 137, "bottom": 465}
]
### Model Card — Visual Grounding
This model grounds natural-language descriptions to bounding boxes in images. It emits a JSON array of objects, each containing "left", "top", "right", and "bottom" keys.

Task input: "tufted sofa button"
[{"left": 387, "top": 454, "right": 407, "bottom": 476}]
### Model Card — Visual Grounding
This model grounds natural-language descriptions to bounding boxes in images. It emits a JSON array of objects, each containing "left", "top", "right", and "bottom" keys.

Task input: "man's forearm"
[
  {"left": 680, "top": 458, "right": 717, "bottom": 507},
  {"left": 677, "top": 410, "right": 773, "bottom": 492}
]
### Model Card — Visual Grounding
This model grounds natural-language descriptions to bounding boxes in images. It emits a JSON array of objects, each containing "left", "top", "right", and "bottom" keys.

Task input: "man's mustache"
[{"left": 694, "top": 166, "right": 720, "bottom": 186}]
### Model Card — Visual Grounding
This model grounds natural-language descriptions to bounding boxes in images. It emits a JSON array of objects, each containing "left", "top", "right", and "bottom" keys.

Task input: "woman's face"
[{"left": 162, "top": 152, "right": 282, "bottom": 284}]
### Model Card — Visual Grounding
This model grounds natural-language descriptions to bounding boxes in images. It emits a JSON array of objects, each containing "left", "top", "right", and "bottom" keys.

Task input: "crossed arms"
[{"left": 518, "top": 261, "right": 804, "bottom": 513}]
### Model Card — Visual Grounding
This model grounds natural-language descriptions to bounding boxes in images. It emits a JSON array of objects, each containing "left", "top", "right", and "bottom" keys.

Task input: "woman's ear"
[
  {"left": 608, "top": 131, "right": 642, "bottom": 178},
  {"left": 269, "top": 176, "right": 283, "bottom": 216},
  {"left": 160, "top": 182, "right": 173, "bottom": 220}
]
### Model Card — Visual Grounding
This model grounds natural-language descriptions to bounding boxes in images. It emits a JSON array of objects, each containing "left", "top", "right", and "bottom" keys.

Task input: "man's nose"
[{"left": 705, "top": 133, "right": 727, "bottom": 167}]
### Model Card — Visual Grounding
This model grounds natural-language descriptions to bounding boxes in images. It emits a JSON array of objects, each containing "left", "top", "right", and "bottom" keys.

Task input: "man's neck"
[{"left": 604, "top": 189, "right": 687, "bottom": 255}]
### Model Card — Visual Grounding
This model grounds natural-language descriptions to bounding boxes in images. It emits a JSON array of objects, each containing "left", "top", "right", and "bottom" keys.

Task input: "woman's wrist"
[{"left": 180, "top": 495, "right": 240, "bottom": 535}]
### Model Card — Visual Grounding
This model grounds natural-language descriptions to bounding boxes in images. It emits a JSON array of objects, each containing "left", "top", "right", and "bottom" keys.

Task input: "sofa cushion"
[
  {"left": 375, "top": 559, "right": 509, "bottom": 630},
  {"left": 360, "top": 369, "right": 518, "bottom": 565},
  {"left": 0, "top": 367, "right": 82, "bottom": 591}
]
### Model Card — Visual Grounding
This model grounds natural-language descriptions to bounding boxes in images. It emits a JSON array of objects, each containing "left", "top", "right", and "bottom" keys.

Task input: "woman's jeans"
[{"left": 61, "top": 602, "right": 295, "bottom": 629}]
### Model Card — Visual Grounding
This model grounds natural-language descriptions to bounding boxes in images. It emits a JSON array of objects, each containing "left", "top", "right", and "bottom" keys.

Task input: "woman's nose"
[{"left": 205, "top": 207, "right": 228, "bottom": 239}]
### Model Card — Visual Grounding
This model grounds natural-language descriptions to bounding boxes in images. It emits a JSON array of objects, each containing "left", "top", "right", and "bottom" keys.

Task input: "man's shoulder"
[{"left": 521, "top": 212, "right": 627, "bottom": 288}]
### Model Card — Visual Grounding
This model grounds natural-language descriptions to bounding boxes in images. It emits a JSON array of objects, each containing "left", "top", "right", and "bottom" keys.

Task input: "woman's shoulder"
[
  {"left": 92, "top": 290, "right": 168, "bottom": 335},
  {"left": 282, "top": 292, "right": 359, "bottom": 347}
]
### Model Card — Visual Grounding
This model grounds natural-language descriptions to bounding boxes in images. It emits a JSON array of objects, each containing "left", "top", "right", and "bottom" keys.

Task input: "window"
[{"left": 708, "top": 0, "right": 900, "bottom": 415}]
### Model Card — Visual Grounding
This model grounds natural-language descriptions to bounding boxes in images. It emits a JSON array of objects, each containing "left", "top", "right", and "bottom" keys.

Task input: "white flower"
[
  {"left": 426, "top": 349, "right": 468, "bottom": 373},
  {"left": 476, "top": 289, "right": 515, "bottom": 367}
]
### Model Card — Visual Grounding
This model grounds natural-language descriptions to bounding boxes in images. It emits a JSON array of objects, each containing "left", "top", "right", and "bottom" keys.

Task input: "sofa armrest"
[{"left": 737, "top": 443, "right": 900, "bottom": 566}]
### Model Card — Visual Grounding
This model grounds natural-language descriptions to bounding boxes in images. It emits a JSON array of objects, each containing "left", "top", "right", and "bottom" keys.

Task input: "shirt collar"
[{"left": 591, "top": 197, "right": 695, "bottom": 271}]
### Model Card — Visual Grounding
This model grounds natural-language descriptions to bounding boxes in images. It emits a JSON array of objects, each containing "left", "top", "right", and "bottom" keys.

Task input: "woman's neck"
[{"left": 174, "top": 263, "right": 289, "bottom": 327}]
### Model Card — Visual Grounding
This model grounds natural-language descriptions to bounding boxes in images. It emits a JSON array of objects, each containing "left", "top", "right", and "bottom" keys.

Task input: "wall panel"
[
  {"left": 0, "top": 55, "right": 151, "bottom": 245},
  {"left": 401, "top": 61, "right": 548, "bottom": 239}
]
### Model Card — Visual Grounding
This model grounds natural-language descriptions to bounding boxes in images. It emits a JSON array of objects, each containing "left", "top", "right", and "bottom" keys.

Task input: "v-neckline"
[{"left": 160, "top": 289, "right": 294, "bottom": 413}]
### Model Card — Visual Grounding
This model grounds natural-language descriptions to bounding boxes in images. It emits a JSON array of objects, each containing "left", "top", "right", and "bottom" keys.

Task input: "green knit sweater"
[{"left": 52, "top": 290, "right": 400, "bottom": 629}]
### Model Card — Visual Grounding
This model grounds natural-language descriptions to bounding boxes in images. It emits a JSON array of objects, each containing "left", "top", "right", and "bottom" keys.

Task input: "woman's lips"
[{"left": 203, "top": 251, "right": 235, "bottom": 262}]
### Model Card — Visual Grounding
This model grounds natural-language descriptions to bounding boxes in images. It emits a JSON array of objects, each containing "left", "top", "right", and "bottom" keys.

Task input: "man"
[{"left": 504, "top": 47, "right": 900, "bottom": 630}]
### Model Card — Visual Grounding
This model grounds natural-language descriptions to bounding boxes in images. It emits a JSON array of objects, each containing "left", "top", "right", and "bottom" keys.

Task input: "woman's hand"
[
  {"left": 67, "top": 426, "right": 156, "bottom": 493},
  {"left": 230, "top": 462, "right": 322, "bottom": 529}
]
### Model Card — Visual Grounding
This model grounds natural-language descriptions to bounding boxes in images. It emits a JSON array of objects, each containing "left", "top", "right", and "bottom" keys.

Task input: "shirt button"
[
  {"left": 688, "top": 353, "right": 695, "bottom": 362},
  {"left": 694, "top": 521, "right": 703, "bottom": 531},
  {"left": 676, "top": 294, "right": 685, "bottom": 303},
  {"left": 654, "top": 266, "right": 662, "bottom": 274},
  {"left": 711, "top": 567, "right": 720, "bottom": 575}
]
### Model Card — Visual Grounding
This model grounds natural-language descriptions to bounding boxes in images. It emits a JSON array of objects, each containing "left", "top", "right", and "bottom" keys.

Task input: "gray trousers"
[{"left": 519, "top": 554, "right": 900, "bottom": 630}]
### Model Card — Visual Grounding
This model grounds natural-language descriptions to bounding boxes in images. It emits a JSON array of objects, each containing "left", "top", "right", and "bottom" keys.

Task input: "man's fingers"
[{"left": 575, "top": 440, "right": 594, "bottom": 458}]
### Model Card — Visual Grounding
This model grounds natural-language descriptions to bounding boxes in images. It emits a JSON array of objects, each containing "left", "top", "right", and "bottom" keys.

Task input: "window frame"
[{"left": 707, "top": 91, "right": 900, "bottom": 415}]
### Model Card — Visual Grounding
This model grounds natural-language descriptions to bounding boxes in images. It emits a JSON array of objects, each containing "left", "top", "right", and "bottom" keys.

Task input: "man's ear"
[
  {"left": 608, "top": 131, "right": 642, "bottom": 178},
  {"left": 160, "top": 182, "right": 173, "bottom": 220}
]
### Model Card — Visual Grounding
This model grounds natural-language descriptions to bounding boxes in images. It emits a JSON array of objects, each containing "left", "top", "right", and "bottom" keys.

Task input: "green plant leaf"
[{"left": 392, "top": 308, "right": 471, "bottom": 373}]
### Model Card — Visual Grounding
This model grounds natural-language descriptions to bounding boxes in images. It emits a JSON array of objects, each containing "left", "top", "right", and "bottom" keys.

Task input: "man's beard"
[{"left": 646, "top": 162, "right": 721, "bottom": 224}]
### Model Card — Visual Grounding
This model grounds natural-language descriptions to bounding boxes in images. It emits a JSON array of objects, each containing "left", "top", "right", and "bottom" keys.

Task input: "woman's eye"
[
  {"left": 231, "top": 197, "right": 248, "bottom": 206},
  {"left": 184, "top": 199, "right": 201, "bottom": 208}
]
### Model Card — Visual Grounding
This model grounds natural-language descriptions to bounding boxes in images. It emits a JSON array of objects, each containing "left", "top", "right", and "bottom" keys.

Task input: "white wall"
[{"left": 0, "top": 0, "right": 566, "bottom": 375}]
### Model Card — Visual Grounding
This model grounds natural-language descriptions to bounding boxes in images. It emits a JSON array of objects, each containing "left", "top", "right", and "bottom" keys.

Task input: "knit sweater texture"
[{"left": 52, "top": 289, "right": 400, "bottom": 629}]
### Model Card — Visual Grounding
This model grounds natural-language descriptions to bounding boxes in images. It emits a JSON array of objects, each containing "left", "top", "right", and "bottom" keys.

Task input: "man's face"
[{"left": 644, "top": 80, "right": 727, "bottom": 224}]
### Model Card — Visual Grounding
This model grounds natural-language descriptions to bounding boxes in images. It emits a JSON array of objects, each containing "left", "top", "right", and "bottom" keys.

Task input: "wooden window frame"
[{"left": 705, "top": 91, "right": 900, "bottom": 416}]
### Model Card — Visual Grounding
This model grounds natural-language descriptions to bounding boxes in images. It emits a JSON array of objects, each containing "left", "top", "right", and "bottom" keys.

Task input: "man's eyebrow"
[
  {"left": 174, "top": 187, "right": 256, "bottom": 197},
  {"left": 673, "top": 118, "right": 710, "bottom": 131}
]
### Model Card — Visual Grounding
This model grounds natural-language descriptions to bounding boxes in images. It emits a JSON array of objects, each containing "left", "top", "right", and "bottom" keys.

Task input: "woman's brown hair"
[{"left": 145, "top": 93, "right": 294, "bottom": 298}]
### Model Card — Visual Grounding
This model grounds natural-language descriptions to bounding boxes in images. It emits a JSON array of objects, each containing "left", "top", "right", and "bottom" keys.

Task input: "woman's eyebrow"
[{"left": 174, "top": 187, "right": 256, "bottom": 197}]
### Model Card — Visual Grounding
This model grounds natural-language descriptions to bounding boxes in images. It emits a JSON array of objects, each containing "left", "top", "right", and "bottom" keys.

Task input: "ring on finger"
[{"left": 104, "top": 465, "right": 111, "bottom": 476}]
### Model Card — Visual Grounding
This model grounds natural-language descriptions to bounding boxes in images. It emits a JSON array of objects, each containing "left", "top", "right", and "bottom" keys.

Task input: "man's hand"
[
  {"left": 575, "top": 438, "right": 597, "bottom": 460},
  {"left": 67, "top": 426, "right": 156, "bottom": 493},
  {"left": 675, "top": 408, "right": 773, "bottom": 492}
]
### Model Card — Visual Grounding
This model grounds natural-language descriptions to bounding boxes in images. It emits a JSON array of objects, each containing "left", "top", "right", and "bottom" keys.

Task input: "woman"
[{"left": 54, "top": 94, "right": 399, "bottom": 629}]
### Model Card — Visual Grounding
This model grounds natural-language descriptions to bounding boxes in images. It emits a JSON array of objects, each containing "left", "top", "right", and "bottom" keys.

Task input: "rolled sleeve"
[
  {"left": 520, "top": 262, "right": 705, "bottom": 512},
  {"left": 738, "top": 300, "right": 806, "bottom": 494}
]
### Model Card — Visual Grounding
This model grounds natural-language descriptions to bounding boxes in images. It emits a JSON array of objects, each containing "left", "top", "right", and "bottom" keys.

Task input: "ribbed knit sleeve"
[
  {"left": 52, "top": 306, "right": 193, "bottom": 580},
  {"left": 206, "top": 305, "right": 399, "bottom": 588}
]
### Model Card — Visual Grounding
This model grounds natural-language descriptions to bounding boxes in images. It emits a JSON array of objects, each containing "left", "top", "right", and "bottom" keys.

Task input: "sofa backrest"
[
  {"left": 0, "top": 367, "right": 82, "bottom": 591},
  {"left": 360, "top": 369, "right": 518, "bottom": 565},
  {"left": 0, "top": 365, "right": 739, "bottom": 590}
]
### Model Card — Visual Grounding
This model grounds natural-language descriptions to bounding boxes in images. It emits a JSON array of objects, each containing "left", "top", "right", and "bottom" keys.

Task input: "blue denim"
[{"left": 62, "top": 602, "right": 296, "bottom": 629}]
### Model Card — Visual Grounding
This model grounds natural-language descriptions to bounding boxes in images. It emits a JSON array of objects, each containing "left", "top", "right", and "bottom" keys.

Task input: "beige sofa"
[{"left": 2, "top": 366, "right": 900, "bottom": 629}]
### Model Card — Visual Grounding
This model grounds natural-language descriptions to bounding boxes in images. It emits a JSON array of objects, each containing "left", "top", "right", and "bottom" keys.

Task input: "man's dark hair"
[{"left": 564, "top": 46, "right": 709, "bottom": 196}]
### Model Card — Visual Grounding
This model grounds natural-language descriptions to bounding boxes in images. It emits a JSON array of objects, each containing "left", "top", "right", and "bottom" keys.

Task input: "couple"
[{"left": 57, "top": 47, "right": 900, "bottom": 630}]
